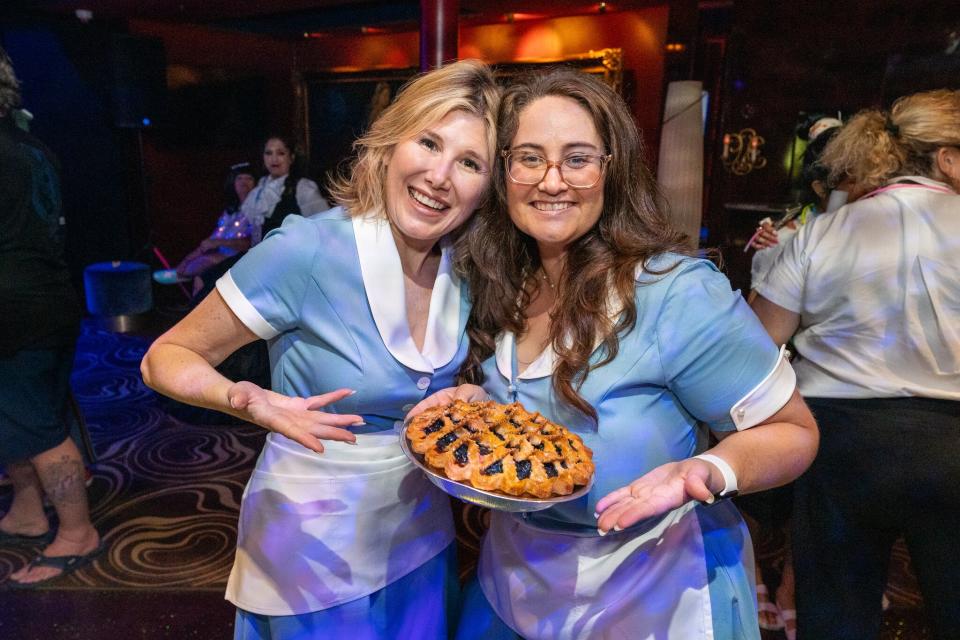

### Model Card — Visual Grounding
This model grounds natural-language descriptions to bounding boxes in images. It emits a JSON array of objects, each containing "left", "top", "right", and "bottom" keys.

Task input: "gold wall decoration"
[{"left": 722, "top": 128, "right": 766, "bottom": 175}]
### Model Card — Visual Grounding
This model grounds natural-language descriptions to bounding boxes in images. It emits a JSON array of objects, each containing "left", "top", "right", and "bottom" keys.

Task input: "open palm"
[
  {"left": 595, "top": 459, "right": 715, "bottom": 534},
  {"left": 227, "top": 381, "right": 363, "bottom": 453}
]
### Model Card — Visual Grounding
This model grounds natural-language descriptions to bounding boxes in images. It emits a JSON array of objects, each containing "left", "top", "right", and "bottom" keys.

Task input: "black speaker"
[{"left": 110, "top": 35, "right": 166, "bottom": 128}]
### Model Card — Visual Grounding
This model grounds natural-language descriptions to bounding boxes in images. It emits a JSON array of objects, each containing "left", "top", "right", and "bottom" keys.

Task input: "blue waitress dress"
[
  {"left": 459, "top": 255, "right": 798, "bottom": 640},
  {"left": 215, "top": 209, "right": 467, "bottom": 639}
]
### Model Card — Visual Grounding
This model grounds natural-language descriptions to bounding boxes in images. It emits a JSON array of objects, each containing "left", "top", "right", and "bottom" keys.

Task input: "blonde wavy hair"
[
  {"left": 328, "top": 59, "right": 500, "bottom": 218},
  {"left": 820, "top": 89, "right": 960, "bottom": 190}
]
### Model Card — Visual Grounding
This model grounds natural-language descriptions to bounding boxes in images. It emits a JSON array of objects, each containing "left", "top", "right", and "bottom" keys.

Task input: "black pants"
[{"left": 793, "top": 397, "right": 960, "bottom": 640}]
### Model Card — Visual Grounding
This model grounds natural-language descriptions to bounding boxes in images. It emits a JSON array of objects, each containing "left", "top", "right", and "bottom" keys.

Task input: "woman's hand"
[
  {"left": 227, "top": 382, "right": 363, "bottom": 453},
  {"left": 749, "top": 220, "right": 780, "bottom": 250},
  {"left": 406, "top": 384, "right": 488, "bottom": 420},
  {"left": 594, "top": 457, "right": 719, "bottom": 535}
]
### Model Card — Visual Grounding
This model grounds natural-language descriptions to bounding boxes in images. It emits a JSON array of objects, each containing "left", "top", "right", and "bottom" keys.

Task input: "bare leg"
[
  {"left": 9, "top": 437, "right": 100, "bottom": 584},
  {"left": 0, "top": 461, "right": 50, "bottom": 537},
  {"left": 777, "top": 526, "right": 797, "bottom": 640}
]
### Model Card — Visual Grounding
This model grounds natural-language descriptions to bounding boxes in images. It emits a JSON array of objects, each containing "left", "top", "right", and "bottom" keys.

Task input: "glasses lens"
[
  {"left": 561, "top": 155, "right": 603, "bottom": 188},
  {"left": 507, "top": 153, "right": 604, "bottom": 188}
]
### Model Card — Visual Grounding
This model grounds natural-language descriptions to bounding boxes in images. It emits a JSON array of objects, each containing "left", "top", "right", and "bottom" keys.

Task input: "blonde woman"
[
  {"left": 141, "top": 60, "right": 500, "bottom": 639},
  {"left": 752, "top": 89, "right": 960, "bottom": 640}
]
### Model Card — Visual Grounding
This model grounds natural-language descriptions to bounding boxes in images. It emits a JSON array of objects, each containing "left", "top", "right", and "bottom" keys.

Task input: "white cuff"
[
  {"left": 693, "top": 453, "right": 738, "bottom": 497},
  {"left": 215, "top": 271, "right": 279, "bottom": 339},
  {"left": 729, "top": 344, "right": 796, "bottom": 430}
]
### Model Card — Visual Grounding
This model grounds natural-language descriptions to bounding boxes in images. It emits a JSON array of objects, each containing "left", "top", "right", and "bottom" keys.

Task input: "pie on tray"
[{"left": 405, "top": 400, "right": 594, "bottom": 499}]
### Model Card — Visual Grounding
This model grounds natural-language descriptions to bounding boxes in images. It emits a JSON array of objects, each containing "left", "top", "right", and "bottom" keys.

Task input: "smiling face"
[
  {"left": 506, "top": 95, "right": 605, "bottom": 258},
  {"left": 383, "top": 109, "right": 491, "bottom": 249},
  {"left": 263, "top": 138, "right": 293, "bottom": 179}
]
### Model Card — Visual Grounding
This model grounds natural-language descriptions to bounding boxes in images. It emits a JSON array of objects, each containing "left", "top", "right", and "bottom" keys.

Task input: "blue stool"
[{"left": 83, "top": 261, "right": 153, "bottom": 332}]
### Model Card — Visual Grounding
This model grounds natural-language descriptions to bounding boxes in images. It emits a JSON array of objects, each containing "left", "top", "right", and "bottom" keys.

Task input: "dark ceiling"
[{"left": 28, "top": 0, "right": 667, "bottom": 37}]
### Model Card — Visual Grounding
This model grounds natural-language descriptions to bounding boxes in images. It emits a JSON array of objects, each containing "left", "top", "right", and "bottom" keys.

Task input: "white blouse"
[
  {"left": 757, "top": 176, "right": 960, "bottom": 400},
  {"left": 240, "top": 174, "right": 329, "bottom": 244}
]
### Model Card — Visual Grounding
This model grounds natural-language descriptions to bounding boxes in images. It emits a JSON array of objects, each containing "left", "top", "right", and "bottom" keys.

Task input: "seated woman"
[
  {"left": 413, "top": 67, "right": 819, "bottom": 640},
  {"left": 175, "top": 162, "right": 257, "bottom": 296},
  {"left": 240, "top": 134, "right": 329, "bottom": 244}
]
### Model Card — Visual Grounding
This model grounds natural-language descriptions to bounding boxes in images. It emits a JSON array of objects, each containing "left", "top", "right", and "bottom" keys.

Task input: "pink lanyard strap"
[{"left": 862, "top": 182, "right": 956, "bottom": 199}]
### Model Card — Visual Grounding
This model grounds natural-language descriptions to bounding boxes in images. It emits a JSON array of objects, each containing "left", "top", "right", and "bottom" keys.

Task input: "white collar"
[
  {"left": 353, "top": 213, "right": 461, "bottom": 373},
  {"left": 495, "top": 331, "right": 555, "bottom": 380},
  {"left": 887, "top": 175, "right": 954, "bottom": 191}
]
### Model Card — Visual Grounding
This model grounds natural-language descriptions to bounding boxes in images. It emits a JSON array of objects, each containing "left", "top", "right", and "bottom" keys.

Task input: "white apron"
[
  {"left": 226, "top": 432, "right": 455, "bottom": 616},
  {"left": 479, "top": 504, "right": 755, "bottom": 640}
]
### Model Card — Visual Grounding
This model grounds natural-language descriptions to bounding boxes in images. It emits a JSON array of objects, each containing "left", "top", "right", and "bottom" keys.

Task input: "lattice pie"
[{"left": 406, "top": 400, "right": 594, "bottom": 498}]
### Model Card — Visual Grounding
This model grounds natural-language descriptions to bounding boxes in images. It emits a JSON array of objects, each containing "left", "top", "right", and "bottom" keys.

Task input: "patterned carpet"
[{"left": 0, "top": 319, "right": 932, "bottom": 638}]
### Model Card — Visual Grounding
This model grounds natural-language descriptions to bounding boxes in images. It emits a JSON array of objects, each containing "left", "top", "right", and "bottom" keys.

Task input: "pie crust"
[{"left": 405, "top": 400, "right": 594, "bottom": 499}]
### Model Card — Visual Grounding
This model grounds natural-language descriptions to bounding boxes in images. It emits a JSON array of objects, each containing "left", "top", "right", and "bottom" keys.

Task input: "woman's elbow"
[{"left": 140, "top": 342, "right": 166, "bottom": 391}]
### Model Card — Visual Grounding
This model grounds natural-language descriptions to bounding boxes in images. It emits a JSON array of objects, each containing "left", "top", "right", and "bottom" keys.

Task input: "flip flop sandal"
[
  {"left": 757, "top": 584, "right": 785, "bottom": 630},
  {"left": 0, "top": 528, "right": 55, "bottom": 547},
  {"left": 7, "top": 539, "right": 107, "bottom": 589}
]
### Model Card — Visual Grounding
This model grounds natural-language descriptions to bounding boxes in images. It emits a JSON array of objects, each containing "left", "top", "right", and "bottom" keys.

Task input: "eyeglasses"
[{"left": 502, "top": 150, "right": 611, "bottom": 189}]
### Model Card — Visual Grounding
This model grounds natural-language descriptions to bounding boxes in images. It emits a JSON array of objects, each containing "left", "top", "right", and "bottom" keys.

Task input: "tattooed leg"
[{"left": 9, "top": 438, "right": 100, "bottom": 584}]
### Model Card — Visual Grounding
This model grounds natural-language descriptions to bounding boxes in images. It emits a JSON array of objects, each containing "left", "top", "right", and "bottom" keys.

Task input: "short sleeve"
[
  {"left": 754, "top": 223, "right": 809, "bottom": 313},
  {"left": 296, "top": 179, "right": 330, "bottom": 217},
  {"left": 655, "top": 260, "right": 783, "bottom": 431},
  {"left": 215, "top": 215, "right": 319, "bottom": 339}
]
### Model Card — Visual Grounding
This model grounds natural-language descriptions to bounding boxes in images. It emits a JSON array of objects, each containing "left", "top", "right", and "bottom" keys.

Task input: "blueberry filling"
[
  {"left": 424, "top": 418, "right": 444, "bottom": 435},
  {"left": 554, "top": 443, "right": 563, "bottom": 455},
  {"left": 544, "top": 462, "right": 558, "bottom": 478},
  {"left": 453, "top": 443, "right": 469, "bottom": 465},
  {"left": 478, "top": 444, "right": 492, "bottom": 456},
  {"left": 492, "top": 429, "right": 506, "bottom": 441},
  {"left": 532, "top": 441, "right": 545, "bottom": 450},
  {"left": 515, "top": 459, "right": 532, "bottom": 480},
  {"left": 482, "top": 459, "right": 504, "bottom": 475},
  {"left": 435, "top": 431, "right": 459, "bottom": 452}
]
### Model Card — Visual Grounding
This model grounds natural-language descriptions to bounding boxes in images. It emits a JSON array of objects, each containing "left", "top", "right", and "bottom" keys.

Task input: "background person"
[
  {"left": 141, "top": 60, "right": 500, "bottom": 640},
  {"left": 751, "top": 88, "right": 960, "bottom": 640},
  {"left": 174, "top": 161, "right": 257, "bottom": 296},
  {"left": 0, "top": 45, "right": 103, "bottom": 587},
  {"left": 240, "top": 134, "right": 329, "bottom": 245}
]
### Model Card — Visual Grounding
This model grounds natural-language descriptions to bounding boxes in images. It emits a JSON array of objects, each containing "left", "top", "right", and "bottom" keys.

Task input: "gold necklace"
[{"left": 540, "top": 268, "right": 555, "bottom": 290}]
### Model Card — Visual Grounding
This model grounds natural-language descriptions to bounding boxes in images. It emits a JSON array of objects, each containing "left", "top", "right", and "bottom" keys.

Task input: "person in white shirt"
[
  {"left": 751, "top": 88, "right": 960, "bottom": 640},
  {"left": 240, "top": 134, "right": 329, "bottom": 244}
]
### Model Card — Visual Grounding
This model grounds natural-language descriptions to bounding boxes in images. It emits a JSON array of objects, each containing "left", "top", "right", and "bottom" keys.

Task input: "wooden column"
[{"left": 419, "top": 0, "right": 459, "bottom": 70}]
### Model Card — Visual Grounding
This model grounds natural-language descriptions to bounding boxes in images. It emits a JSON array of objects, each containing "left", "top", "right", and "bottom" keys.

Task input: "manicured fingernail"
[
  {"left": 351, "top": 421, "right": 366, "bottom": 426},
  {"left": 348, "top": 390, "right": 357, "bottom": 396},
  {"left": 704, "top": 495, "right": 715, "bottom": 505},
  {"left": 597, "top": 528, "right": 608, "bottom": 537},
  {"left": 346, "top": 440, "right": 358, "bottom": 446},
  {"left": 613, "top": 525, "right": 622, "bottom": 532},
  {"left": 593, "top": 512, "right": 600, "bottom": 519}
]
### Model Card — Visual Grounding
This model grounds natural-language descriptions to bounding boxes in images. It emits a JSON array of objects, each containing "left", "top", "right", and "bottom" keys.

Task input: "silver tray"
[{"left": 399, "top": 425, "right": 593, "bottom": 513}]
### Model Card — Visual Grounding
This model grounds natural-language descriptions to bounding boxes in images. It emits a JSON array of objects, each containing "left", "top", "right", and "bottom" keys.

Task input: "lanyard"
[{"left": 862, "top": 182, "right": 955, "bottom": 199}]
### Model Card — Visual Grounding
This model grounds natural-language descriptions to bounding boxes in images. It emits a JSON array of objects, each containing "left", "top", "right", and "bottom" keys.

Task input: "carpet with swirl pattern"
[{"left": 0, "top": 319, "right": 931, "bottom": 639}]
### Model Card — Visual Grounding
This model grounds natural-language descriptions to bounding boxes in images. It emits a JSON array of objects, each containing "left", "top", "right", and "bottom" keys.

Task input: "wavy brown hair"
[
  {"left": 820, "top": 89, "right": 960, "bottom": 190},
  {"left": 458, "top": 67, "right": 690, "bottom": 419}
]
